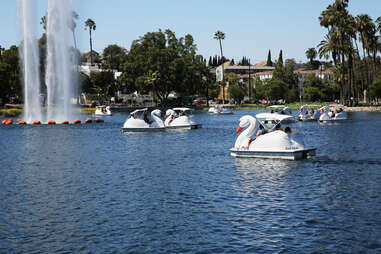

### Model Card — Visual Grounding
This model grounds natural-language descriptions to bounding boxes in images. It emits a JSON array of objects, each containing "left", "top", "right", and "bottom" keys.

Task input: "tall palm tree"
[
  {"left": 214, "top": 30, "right": 226, "bottom": 103},
  {"left": 70, "top": 11, "right": 79, "bottom": 49},
  {"left": 214, "top": 30, "right": 225, "bottom": 58},
  {"left": 40, "top": 15, "right": 47, "bottom": 31},
  {"left": 305, "top": 48, "right": 317, "bottom": 65},
  {"left": 85, "top": 18, "right": 96, "bottom": 65}
]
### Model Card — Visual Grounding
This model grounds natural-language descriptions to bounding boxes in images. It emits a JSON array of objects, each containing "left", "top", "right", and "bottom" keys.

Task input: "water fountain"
[
  {"left": 19, "top": 0, "right": 42, "bottom": 123},
  {"left": 19, "top": 0, "right": 76, "bottom": 123}
]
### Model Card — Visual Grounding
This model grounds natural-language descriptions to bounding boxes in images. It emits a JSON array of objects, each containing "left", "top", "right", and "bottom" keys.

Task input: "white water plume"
[
  {"left": 19, "top": 0, "right": 42, "bottom": 123},
  {"left": 45, "top": 0, "right": 75, "bottom": 122}
]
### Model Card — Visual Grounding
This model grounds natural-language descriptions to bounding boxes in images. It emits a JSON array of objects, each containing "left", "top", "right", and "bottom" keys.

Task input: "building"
[{"left": 293, "top": 68, "right": 333, "bottom": 82}]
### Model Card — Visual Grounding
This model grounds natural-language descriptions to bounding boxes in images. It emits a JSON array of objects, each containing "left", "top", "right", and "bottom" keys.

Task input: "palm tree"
[
  {"left": 317, "top": 33, "right": 339, "bottom": 65},
  {"left": 214, "top": 30, "right": 226, "bottom": 103},
  {"left": 40, "top": 15, "right": 47, "bottom": 31},
  {"left": 305, "top": 48, "right": 317, "bottom": 65},
  {"left": 70, "top": 11, "right": 79, "bottom": 49},
  {"left": 214, "top": 30, "right": 225, "bottom": 58},
  {"left": 85, "top": 18, "right": 96, "bottom": 65}
]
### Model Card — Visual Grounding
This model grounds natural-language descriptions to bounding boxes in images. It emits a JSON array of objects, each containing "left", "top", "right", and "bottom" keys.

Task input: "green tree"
[
  {"left": 305, "top": 48, "right": 317, "bottom": 65},
  {"left": 85, "top": 18, "right": 96, "bottom": 65},
  {"left": 228, "top": 83, "right": 245, "bottom": 103},
  {"left": 369, "top": 80, "right": 381, "bottom": 100},
  {"left": 277, "top": 50, "right": 283, "bottom": 66},
  {"left": 89, "top": 71, "right": 115, "bottom": 101},
  {"left": 0, "top": 46, "right": 22, "bottom": 103},
  {"left": 266, "top": 50, "right": 273, "bottom": 66},
  {"left": 119, "top": 29, "right": 210, "bottom": 105},
  {"left": 263, "top": 79, "right": 288, "bottom": 101},
  {"left": 102, "top": 44, "right": 127, "bottom": 70}
]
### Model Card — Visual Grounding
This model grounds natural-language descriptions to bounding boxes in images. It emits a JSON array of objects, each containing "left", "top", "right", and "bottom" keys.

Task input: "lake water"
[{"left": 1, "top": 110, "right": 381, "bottom": 253}]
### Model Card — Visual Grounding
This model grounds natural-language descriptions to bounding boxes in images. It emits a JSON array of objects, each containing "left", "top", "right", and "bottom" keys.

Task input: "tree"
[
  {"left": 85, "top": 18, "right": 96, "bottom": 65},
  {"left": 0, "top": 46, "right": 22, "bottom": 103},
  {"left": 369, "top": 80, "right": 381, "bottom": 100},
  {"left": 40, "top": 15, "right": 47, "bottom": 31},
  {"left": 214, "top": 30, "right": 225, "bottom": 59},
  {"left": 266, "top": 50, "right": 273, "bottom": 66},
  {"left": 305, "top": 48, "right": 317, "bottom": 64},
  {"left": 228, "top": 83, "right": 245, "bottom": 103},
  {"left": 263, "top": 79, "right": 288, "bottom": 101},
  {"left": 102, "top": 44, "right": 127, "bottom": 70},
  {"left": 119, "top": 29, "right": 210, "bottom": 105},
  {"left": 89, "top": 71, "right": 115, "bottom": 101},
  {"left": 214, "top": 30, "right": 226, "bottom": 102},
  {"left": 277, "top": 49, "right": 283, "bottom": 66}
]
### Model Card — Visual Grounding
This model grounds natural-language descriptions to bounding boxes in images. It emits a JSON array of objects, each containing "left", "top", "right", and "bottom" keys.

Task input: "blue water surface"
[{"left": 1, "top": 110, "right": 381, "bottom": 253}]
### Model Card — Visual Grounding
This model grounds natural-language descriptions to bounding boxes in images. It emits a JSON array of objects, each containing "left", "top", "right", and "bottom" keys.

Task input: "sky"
[{"left": 1, "top": 0, "right": 381, "bottom": 64}]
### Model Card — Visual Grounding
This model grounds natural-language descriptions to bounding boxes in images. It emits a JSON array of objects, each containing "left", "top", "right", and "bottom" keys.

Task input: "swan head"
[
  {"left": 164, "top": 109, "right": 175, "bottom": 119},
  {"left": 236, "top": 115, "right": 258, "bottom": 133},
  {"left": 151, "top": 109, "right": 161, "bottom": 116}
]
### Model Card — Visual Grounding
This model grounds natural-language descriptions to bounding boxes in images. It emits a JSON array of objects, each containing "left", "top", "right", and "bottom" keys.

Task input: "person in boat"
[
  {"left": 275, "top": 123, "right": 282, "bottom": 131},
  {"left": 144, "top": 112, "right": 152, "bottom": 124},
  {"left": 255, "top": 125, "right": 268, "bottom": 139},
  {"left": 285, "top": 126, "right": 292, "bottom": 134}
]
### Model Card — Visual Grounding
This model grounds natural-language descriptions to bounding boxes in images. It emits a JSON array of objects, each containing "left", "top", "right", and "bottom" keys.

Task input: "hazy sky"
[{"left": 1, "top": 0, "right": 381, "bottom": 64}]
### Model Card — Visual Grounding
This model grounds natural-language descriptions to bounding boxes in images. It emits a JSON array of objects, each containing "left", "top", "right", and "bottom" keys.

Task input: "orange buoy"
[
  {"left": 5, "top": 119, "right": 13, "bottom": 125},
  {"left": 18, "top": 120, "right": 26, "bottom": 125},
  {"left": 85, "top": 118, "right": 92, "bottom": 123},
  {"left": 2, "top": 120, "right": 6, "bottom": 124},
  {"left": 73, "top": 119, "right": 81, "bottom": 124},
  {"left": 33, "top": 120, "right": 41, "bottom": 125},
  {"left": 48, "top": 120, "right": 56, "bottom": 124},
  {"left": 61, "top": 120, "right": 69, "bottom": 124},
  {"left": 94, "top": 118, "right": 104, "bottom": 123}
]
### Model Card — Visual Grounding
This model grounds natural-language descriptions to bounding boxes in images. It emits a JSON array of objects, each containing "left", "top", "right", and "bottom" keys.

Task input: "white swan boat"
[
  {"left": 164, "top": 108, "right": 202, "bottom": 129},
  {"left": 208, "top": 105, "right": 233, "bottom": 114},
  {"left": 95, "top": 106, "right": 112, "bottom": 116},
  {"left": 298, "top": 105, "right": 320, "bottom": 121},
  {"left": 230, "top": 115, "right": 316, "bottom": 160},
  {"left": 319, "top": 106, "right": 347, "bottom": 122},
  {"left": 122, "top": 108, "right": 165, "bottom": 132}
]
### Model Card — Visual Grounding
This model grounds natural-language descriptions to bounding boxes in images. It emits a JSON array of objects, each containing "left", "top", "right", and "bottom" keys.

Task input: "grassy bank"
[
  {"left": 203, "top": 102, "right": 327, "bottom": 111},
  {"left": 0, "top": 108, "right": 23, "bottom": 118}
]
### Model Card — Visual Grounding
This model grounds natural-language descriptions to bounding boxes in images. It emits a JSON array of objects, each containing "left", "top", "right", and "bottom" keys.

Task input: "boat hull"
[
  {"left": 230, "top": 148, "right": 316, "bottom": 160},
  {"left": 166, "top": 124, "right": 202, "bottom": 130},
  {"left": 121, "top": 127, "right": 165, "bottom": 132}
]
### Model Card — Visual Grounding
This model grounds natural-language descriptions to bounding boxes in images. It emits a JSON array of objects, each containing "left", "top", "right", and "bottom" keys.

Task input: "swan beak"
[
  {"left": 235, "top": 126, "right": 243, "bottom": 134},
  {"left": 164, "top": 114, "right": 168, "bottom": 119}
]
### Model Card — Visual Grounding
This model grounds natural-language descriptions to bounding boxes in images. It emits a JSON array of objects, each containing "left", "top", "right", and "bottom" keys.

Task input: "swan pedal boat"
[
  {"left": 164, "top": 108, "right": 202, "bottom": 130},
  {"left": 208, "top": 105, "right": 233, "bottom": 114},
  {"left": 298, "top": 105, "right": 320, "bottom": 121},
  {"left": 230, "top": 115, "right": 316, "bottom": 160},
  {"left": 95, "top": 106, "right": 112, "bottom": 116},
  {"left": 319, "top": 106, "right": 347, "bottom": 122},
  {"left": 122, "top": 108, "right": 165, "bottom": 132}
]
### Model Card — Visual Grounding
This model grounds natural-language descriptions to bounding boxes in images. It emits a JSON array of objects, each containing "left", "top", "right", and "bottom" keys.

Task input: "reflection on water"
[{"left": 1, "top": 111, "right": 381, "bottom": 253}]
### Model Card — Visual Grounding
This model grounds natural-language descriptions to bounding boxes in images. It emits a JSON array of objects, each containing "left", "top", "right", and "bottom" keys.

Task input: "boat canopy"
[
  {"left": 130, "top": 108, "right": 148, "bottom": 116},
  {"left": 255, "top": 113, "right": 294, "bottom": 122},
  {"left": 268, "top": 105, "right": 286, "bottom": 109},
  {"left": 173, "top": 107, "right": 193, "bottom": 115}
]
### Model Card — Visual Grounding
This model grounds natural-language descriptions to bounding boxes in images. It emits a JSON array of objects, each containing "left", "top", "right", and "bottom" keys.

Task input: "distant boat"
[
  {"left": 95, "top": 106, "right": 112, "bottom": 116},
  {"left": 319, "top": 106, "right": 347, "bottom": 122},
  {"left": 208, "top": 105, "right": 233, "bottom": 114}
]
